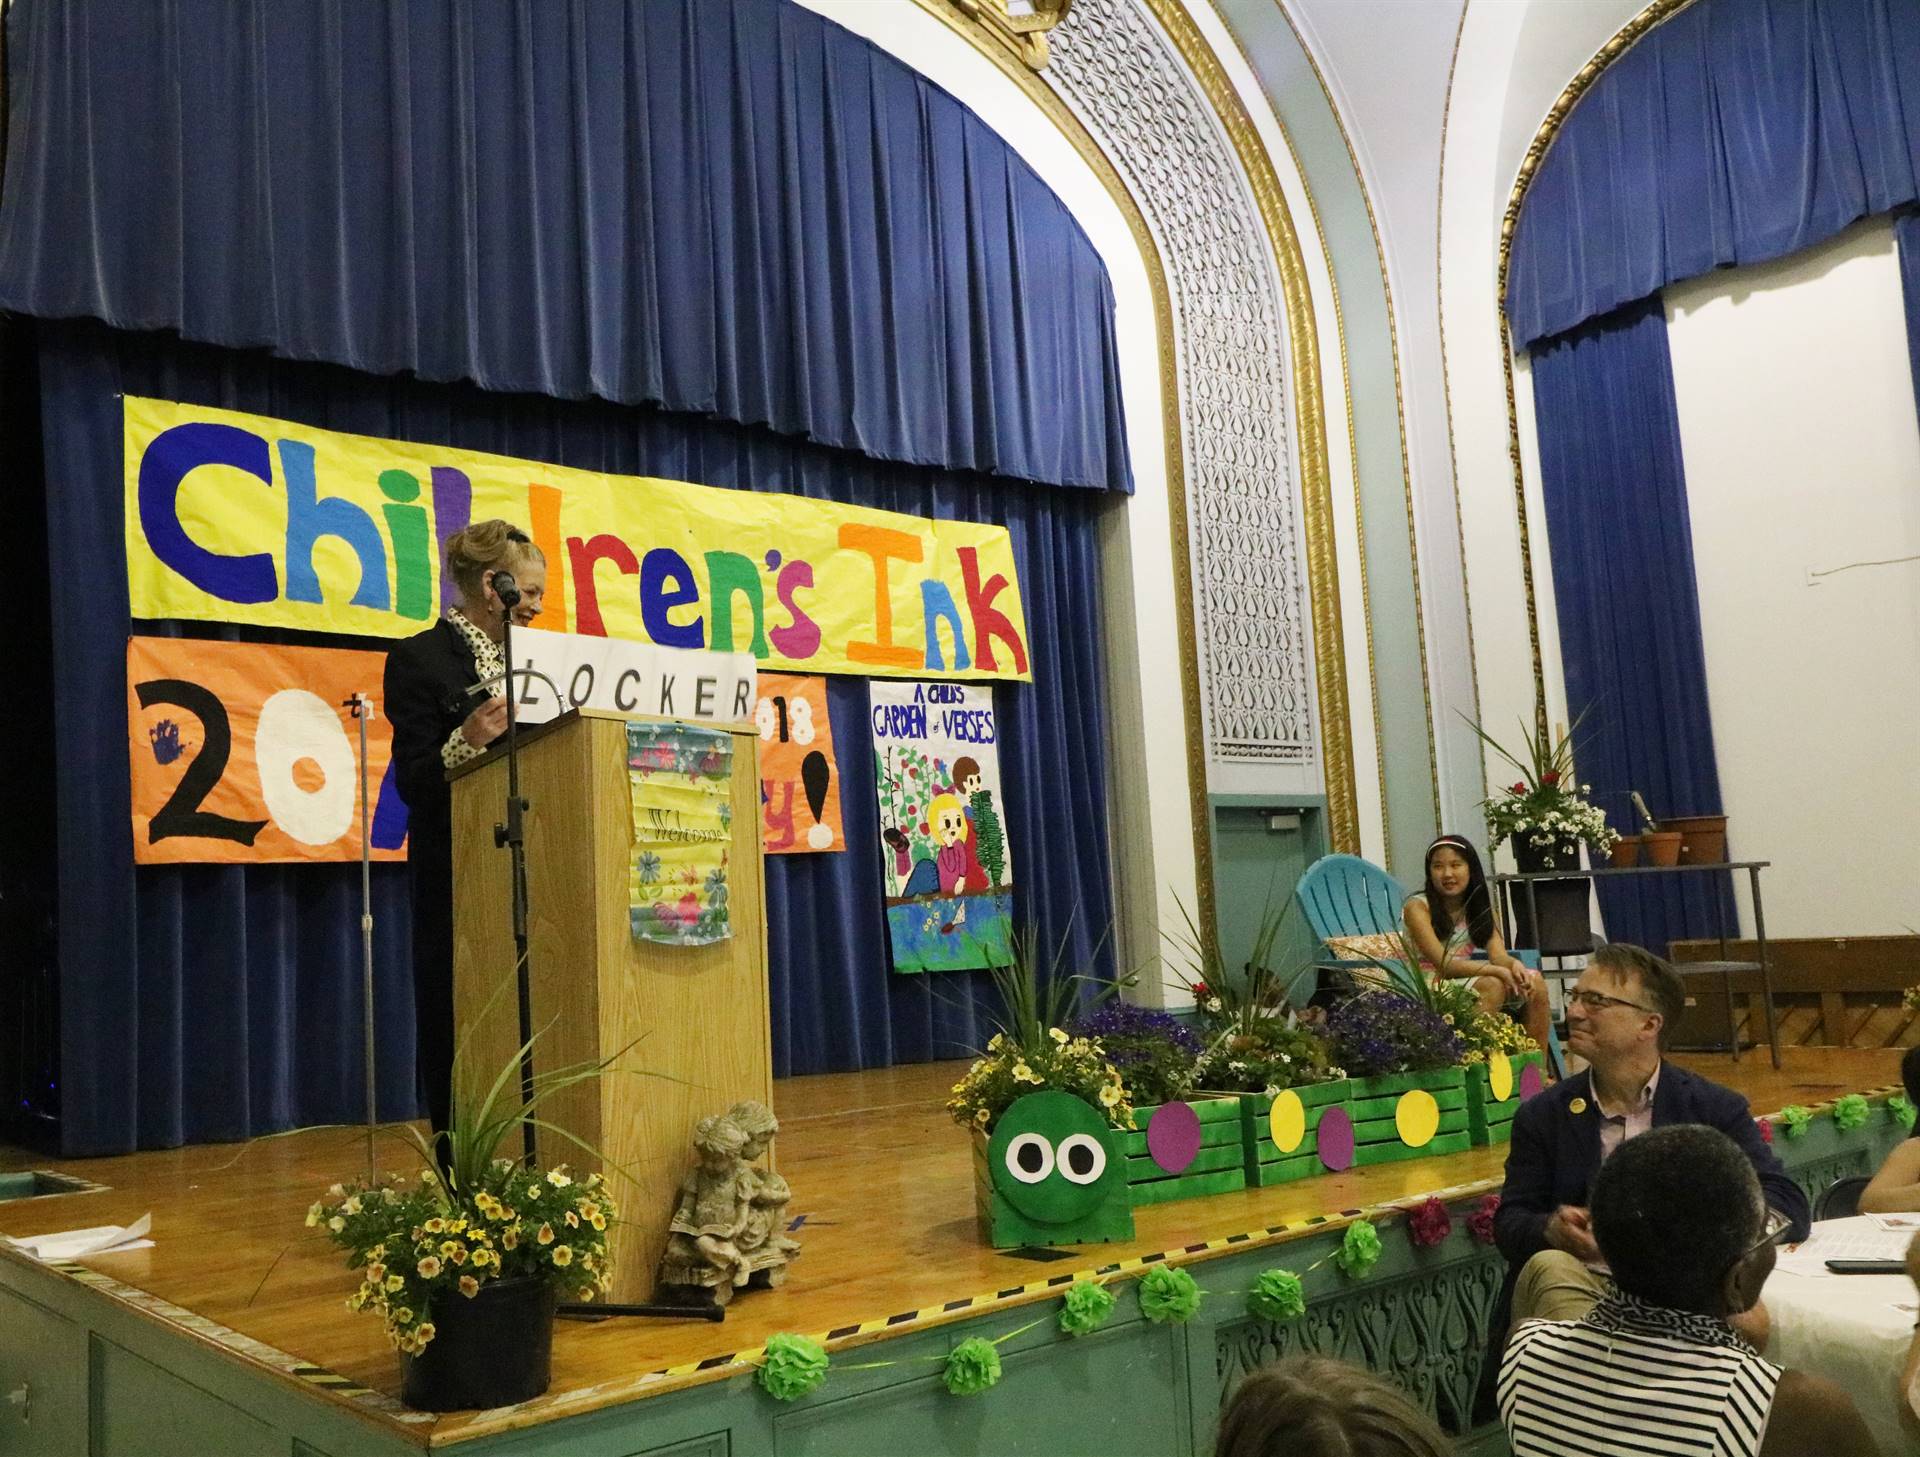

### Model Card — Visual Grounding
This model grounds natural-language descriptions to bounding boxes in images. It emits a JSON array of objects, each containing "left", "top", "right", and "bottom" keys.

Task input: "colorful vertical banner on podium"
[
  {"left": 626, "top": 720, "right": 733, "bottom": 946},
  {"left": 126, "top": 636, "right": 408, "bottom": 863},
  {"left": 755, "top": 674, "right": 843, "bottom": 855},
  {"left": 870, "top": 681, "right": 1013, "bottom": 972}
]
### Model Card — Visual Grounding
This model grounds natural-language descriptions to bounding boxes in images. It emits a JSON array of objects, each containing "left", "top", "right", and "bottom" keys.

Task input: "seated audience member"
[
  {"left": 1501, "top": 1125, "right": 1876, "bottom": 1457},
  {"left": 1859, "top": 1044, "right": 1920, "bottom": 1214},
  {"left": 1907, "top": 1231, "right": 1920, "bottom": 1437},
  {"left": 1402, "top": 835, "right": 1552, "bottom": 1054},
  {"left": 1217, "top": 1356, "right": 1451, "bottom": 1457},
  {"left": 1492, "top": 944, "right": 1808, "bottom": 1353}
]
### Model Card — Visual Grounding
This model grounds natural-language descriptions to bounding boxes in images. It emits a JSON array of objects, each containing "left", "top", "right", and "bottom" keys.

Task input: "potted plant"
[
  {"left": 947, "top": 928, "right": 1137, "bottom": 1248},
  {"left": 1457, "top": 1003, "right": 1545, "bottom": 1147},
  {"left": 308, "top": 1013, "right": 627, "bottom": 1412},
  {"left": 1067, "top": 1003, "right": 1234, "bottom": 1207},
  {"left": 1165, "top": 895, "right": 1350, "bottom": 1188},
  {"left": 1469, "top": 711, "right": 1616, "bottom": 953},
  {"left": 1325, "top": 936, "right": 1471, "bottom": 1167}
]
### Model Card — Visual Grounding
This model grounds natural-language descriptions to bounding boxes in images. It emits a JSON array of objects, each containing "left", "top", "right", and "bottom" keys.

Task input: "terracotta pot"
[
  {"left": 1608, "top": 835, "right": 1642, "bottom": 869},
  {"left": 1662, "top": 814, "right": 1728, "bottom": 866},
  {"left": 1642, "top": 831, "right": 1683, "bottom": 867}
]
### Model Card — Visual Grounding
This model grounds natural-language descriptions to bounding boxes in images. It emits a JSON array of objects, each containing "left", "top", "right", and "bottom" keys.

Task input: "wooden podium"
[{"left": 449, "top": 709, "right": 771, "bottom": 1303}]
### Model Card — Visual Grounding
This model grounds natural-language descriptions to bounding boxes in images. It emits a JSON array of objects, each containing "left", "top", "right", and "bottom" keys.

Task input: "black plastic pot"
[{"left": 400, "top": 1275, "right": 556, "bottom": 1412}]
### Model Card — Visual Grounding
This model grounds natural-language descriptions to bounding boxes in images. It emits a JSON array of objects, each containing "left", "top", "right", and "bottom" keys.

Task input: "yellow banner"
[{"left": 123, "top": 397, "right": 1032, "bottom": 681}]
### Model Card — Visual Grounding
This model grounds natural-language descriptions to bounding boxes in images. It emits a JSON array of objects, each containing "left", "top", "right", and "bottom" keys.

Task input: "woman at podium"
[{"left": 384, "top": 520, "right": 548, "bottom": 1137}]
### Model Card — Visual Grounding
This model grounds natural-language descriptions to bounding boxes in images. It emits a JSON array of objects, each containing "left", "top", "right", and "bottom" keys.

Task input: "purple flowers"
[
  {"left": 1325, "top": 992, "right": 1464, "bottom": 1077},
  {"left": 1071, "top": 1003, "right": 1204, "bottom": 1106}
]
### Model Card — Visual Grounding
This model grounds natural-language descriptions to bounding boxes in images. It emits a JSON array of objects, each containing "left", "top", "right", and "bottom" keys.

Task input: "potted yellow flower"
[
  {"left": 308, "top": 1009, "right": 631, "bottom": 1411},
  {"left": 945, "top": 928, "right": 1136, "bottom": 1248}
]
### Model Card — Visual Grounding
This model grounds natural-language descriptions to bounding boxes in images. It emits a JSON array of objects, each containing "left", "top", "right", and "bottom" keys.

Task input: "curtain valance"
[
  {"left": 1507, "top": 0, "right": 1920, "bottom": 349},
  {"left": 0, "top": 0, "right": 1132, "bottom": 494}
]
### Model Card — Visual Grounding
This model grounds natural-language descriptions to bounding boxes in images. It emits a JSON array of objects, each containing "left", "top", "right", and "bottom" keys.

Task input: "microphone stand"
[
  {"left": 492, "top": 599, "right": 538, "bottom": 1168},
  {"left": 346, "top": 692, "right": 378, "bottom": 1181}
]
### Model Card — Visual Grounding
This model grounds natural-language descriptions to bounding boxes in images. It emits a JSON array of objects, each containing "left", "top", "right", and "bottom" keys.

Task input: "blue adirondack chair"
[{"left": 1294, "top": 853, "right": 1566, "bottom": 1076}]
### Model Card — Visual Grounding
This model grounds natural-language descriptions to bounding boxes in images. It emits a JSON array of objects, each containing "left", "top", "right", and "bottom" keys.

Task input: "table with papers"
[{"left": 1763, "top": 1214, "right": 1918, "bottom": 1454}]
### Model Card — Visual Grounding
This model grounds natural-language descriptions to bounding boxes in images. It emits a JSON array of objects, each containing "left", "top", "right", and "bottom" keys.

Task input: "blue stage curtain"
[
  {"left": 1897, "top": 210, "right": 1920, "bottom": 433},
  {"left": 1529, "top": 299, "right": 1736, "bottom": 957},
  {"left": 0, "top": 0, "right": 1129, "bottom": 496},
  {"left": 1507, "top": 0, "right": 1920, "bottom": 349},
  {"left": 31, "top": 318, "right": 1114, "bottom": 1155}
]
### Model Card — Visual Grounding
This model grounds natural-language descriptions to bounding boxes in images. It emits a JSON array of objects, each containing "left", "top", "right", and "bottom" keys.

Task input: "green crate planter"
[
  {"left": 1346, "top": 1067, "right": 1471, "bottom": 1167},
  {"left": 1235, "top": 1080, "right": 1354, "bottom": 1186},
  {"left": 1465, "top": 1051, "right": 1546, "bottom": 1146},
  {"left": 1120, "top": 1096, "right": 1247, "bottom": 1206},
  {"left": 970, "top": 1121, "right": 1136, "bottom": 1249}
]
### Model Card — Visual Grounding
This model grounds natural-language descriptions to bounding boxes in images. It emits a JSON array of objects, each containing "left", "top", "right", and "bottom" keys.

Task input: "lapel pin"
[{"left": 1568, "top": 1097, "right": 1588, "bottom": 1115}]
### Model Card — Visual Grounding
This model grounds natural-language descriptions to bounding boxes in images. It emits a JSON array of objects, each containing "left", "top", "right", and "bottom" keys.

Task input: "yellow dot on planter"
[
  {"left": 1396, "top": 1090, "right": 1441, "bottom": 1148},
  {"left": 1489, "top": 1055, "right": 1514, "bottom": 1102},
  {"left": 1270, "top": 1089, "right": 1307, "bottom": 1153}
]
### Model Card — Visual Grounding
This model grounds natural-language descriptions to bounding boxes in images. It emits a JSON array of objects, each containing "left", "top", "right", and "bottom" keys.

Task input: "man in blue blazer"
[{"left": 1490, "top": 942, "right": 1809, "bottom": 1357}]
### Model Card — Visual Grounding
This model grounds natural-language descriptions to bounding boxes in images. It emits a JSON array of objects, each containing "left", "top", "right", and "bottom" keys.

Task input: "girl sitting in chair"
[{"left": 1403, "top": 834, "right": 1553, "bottom": 1054}]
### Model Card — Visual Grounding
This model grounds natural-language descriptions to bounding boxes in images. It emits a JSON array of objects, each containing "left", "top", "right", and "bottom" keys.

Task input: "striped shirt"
[{"left": 1500, "top": 1288, "right": 1781, "bottom": 1457}]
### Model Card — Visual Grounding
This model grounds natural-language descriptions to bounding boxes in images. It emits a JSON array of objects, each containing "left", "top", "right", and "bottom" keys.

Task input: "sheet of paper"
[
  {"left": 1773, "top": 1221, "right": 1912, "bottom": 1276},
  {"left": 1, "top": 1212, "right": 152, "bottom": 1260},
  {"left": 1869, "top": 1213, "right": 1920, "bottom": 1233}
]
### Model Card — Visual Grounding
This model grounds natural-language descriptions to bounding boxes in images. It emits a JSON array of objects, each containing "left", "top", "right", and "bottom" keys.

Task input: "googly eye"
[
  {"left": 1003, "top": 1133, "right": 1054, "bottom": 1185},
  {"left": 1056, "top": 1133, "right": 1107, "bottom": 1185}
]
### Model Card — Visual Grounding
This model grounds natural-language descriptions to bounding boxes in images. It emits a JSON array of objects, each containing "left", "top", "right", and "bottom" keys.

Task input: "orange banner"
[
  {"left": 127, "top": 637, "right": 407, "bottom": 864},
  {"left": 755, "top": 673, "right": 843, "bottom": 854}
]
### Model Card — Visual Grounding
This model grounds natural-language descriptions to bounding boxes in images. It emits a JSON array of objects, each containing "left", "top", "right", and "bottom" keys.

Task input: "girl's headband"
[{"left": 1426, "top": 835, "right": 1474, "bottom": 855}]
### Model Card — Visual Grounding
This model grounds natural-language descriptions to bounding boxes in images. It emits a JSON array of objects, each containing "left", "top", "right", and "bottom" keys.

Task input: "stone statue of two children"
[{"left": 656, "top": 1099, "right": 799, "bottom": 1308}]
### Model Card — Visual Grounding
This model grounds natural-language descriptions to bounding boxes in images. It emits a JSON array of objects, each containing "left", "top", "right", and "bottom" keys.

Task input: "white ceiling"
[{"left": 1280, "top": 0, "right": 1651, "bottom": 259}]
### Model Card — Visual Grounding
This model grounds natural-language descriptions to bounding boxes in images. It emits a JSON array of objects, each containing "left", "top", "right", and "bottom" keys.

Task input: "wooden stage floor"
[{"left": 0, "top": 1046, "right": 1902, "bottom": 1446}]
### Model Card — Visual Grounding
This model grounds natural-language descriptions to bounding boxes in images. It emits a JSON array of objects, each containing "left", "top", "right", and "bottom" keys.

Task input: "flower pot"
[
  {"left": 1511, "top": 835, "right": 1582, "bottom": 875},
  {"left": 400, "top": 1275, "right": 556, "bottom": 1412},
  {"left": 1232, "top": 1080, "right": 1353, "bottom": 1187},
  {"left": 1346, "top": 1068, "right": 1471, "bottom": 1167},
  {"left": 1608, "top": 835, "right": 1642, "bottom": 869},
  {"left": 970, "top": 1093, "right": 1135, "bottom": 1249},
  {"left": 1642, "top": 831, "right": 1683, "bottom": 867},
  {"left": 1465, "top": 1052, "right": 1545, "bottom": 1146},
  {"left": 1121, "top": 1096, "right": 1246, "bottom": 1206},
  {"left": 1662, "top": 814, "right": 1728, "bottom": 865}
]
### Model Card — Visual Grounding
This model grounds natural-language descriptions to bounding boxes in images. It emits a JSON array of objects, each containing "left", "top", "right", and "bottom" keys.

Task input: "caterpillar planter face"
[{"left": 980, "top": 1091, "right": 1133, "bottom": 1248}]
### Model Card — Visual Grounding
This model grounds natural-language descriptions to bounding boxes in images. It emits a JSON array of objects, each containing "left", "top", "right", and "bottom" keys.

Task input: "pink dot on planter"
[
  {"left": 1519, "top": 1063, "right": 1545, "bottom": 1101},
  {"left": 1147, "top": 1101, "right": 1203, "bottom": 1173},
  {"left": 1317, "top": 1106, "right": 1355, "bottom": 1172}
]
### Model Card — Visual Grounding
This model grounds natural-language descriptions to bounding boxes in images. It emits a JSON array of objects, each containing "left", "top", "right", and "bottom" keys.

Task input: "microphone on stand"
[{"left": 491, "top": 570, "right": 521, "bottom": 610}]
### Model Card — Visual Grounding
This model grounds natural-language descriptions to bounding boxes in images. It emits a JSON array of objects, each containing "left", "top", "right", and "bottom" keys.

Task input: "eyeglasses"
[
  {"left": 1733, "top": 1205, "right": 1795, "bottom": 1267},
  {"left": 1566, "top": 988, "right": 1656, "bottom": 1014}
]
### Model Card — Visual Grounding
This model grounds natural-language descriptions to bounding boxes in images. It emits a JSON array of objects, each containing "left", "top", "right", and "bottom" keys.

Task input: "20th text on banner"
[{"left": 122, "top": 397, "right": 1033, "bottom": 682}]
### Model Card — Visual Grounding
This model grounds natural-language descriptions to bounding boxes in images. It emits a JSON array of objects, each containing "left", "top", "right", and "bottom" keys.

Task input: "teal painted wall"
[{"left": 1210, "top": 0, "right": 1439, "bottom": 882}]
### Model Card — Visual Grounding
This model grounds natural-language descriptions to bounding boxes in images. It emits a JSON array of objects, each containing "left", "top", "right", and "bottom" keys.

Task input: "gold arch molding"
[
  {"left": 1495, "top": 0, "right": 1699, "bottom": 734},
  {"left": 915, "top": 0, "right": 1362, "bottom": 920}
]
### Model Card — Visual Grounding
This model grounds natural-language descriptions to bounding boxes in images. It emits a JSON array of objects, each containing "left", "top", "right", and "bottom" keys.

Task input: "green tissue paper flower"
[
  {"left": 1248, "top": 1269, "right": 1307, "bottom": 1324},
  {"left": 1833, "top": 1094, "right": 1870, "bottom": 1131},
  {"left": 1058, "top": 1280, "right": 1115, "bottom": 1337},
  {"left": 944, "top": 1337, "right": 1003, "bottom": 1396},
  {"left": 1890, "top": 1094, "right": 1917, "bottom": 1132},
  {"left": 1138, "top": 1264, "right": 1203, "bottom": 1324},
  {"left": 1778, "top": 1105, "right": 1812, "bottom": 1139},
  {"left": 1334, "top": 1220, "right": 1383, "bottom": 1279},
  {"left": 758, "top": 1333, "right": 829, "bottom": 1402}
]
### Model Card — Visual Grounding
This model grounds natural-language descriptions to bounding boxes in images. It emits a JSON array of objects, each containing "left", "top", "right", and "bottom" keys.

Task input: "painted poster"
[
  {"left": 756, "top": 674, "right": 843, "bottom": 854},
  {"left": 126, "top": 636, "right": 408, "bottom": 864},
  {"left": 627, "top": 721, "right": 733, "bottom": 946},
  {"left": 123, "top": 396, "right": 1031, "bottom": 681},
  {"left": 870, "top": 681, "right": 1013, "bottom": 972}
]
